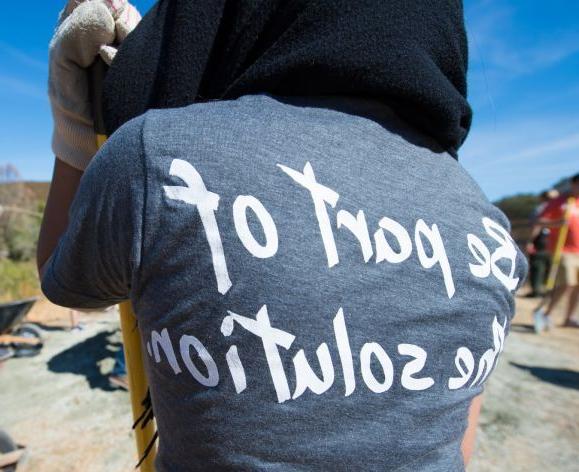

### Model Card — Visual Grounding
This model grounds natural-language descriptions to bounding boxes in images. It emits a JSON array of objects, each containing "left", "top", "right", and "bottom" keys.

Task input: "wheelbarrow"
[{"left": 0, "top": 297, "right": 42, "bottom": 362}]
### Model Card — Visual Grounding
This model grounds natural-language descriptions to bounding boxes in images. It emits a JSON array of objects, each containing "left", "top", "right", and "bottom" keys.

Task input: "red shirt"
[{"left": 539, "top": 195, "right": 579, "bottom": 253}]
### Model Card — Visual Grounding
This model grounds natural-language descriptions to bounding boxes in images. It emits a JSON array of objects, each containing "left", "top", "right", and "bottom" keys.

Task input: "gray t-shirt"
[{"left": 43, "top": 94, "right": 528, "bottom": 471}]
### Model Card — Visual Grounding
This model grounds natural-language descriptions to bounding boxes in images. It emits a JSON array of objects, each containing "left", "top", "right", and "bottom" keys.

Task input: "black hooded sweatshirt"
[{"left": 103, "top": 0, "right": 471, "bottom": 156}]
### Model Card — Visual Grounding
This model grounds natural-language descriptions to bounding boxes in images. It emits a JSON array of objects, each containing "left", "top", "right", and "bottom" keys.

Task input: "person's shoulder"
[
  {"left": 543, "top": 195, "right": 566, "bottom": 212},
  {"left": 142, "top": 95, "right": 280, "bottom": 131},
  {"left": 138, "top": 95, "right": 294, "bottom": 160},
  {"left": 103, "top": 113, "right": 146, "bottom": 153},
  {"left": 534, "top": 195, "right": 566, "bottom": 221},
  {"left": 85, "top": 114, "right": 146, "bottom": 184},
  {"left": 432, "top": 152, "right": 490, "bottom": 205},
  {"left": 552, "top": 195, "right": 567, "bottom": 205}
]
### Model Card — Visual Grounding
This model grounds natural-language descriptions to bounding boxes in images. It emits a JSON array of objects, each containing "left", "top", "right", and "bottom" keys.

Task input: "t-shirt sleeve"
[{"left": 41, "top": 115, "right": 146, "bottom": 309}]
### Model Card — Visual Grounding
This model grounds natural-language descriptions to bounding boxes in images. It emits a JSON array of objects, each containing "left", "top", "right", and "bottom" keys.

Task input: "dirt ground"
[
  {"left": 0, "top": 301, "right": 136, "bottom": 471},
  {"left": 1, "top": 296, "right": 578, "bottom": 471},
  {"left": 469, "top": 295, "right": 579, "bottom": 472}
]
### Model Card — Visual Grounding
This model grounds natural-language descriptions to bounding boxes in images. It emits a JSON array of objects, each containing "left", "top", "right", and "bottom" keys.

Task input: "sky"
[{"left": 0, "top": 0, "right": 577, "bottom": 201}]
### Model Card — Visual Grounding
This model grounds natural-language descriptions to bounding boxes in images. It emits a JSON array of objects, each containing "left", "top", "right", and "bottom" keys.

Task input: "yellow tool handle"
[
  {"left": 545, "top": 196, "right": 575, "bottom": 291},
  {"left": 119, "top": 301, "right": 157, "bottom": 471}
]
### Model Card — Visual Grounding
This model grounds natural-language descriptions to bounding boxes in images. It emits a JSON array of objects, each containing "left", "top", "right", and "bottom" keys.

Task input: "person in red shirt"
[{"left": 533, "top": 173, "right": 579, "bottom": 332}]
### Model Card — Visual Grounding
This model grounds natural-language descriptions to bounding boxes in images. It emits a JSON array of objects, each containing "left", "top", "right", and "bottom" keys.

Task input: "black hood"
[{"left": 103, "top": 0, "right": 471, "bottom": 156}]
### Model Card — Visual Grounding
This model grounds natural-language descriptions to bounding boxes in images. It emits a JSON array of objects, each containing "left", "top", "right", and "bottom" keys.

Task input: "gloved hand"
[{"left": 49, "top": 0, "right": 141, "bottom": 171}]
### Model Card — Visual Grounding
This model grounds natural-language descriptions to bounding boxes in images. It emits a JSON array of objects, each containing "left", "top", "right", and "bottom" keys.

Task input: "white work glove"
[{"left": 49, "top": 0, "right": 141, "bottom": 170}]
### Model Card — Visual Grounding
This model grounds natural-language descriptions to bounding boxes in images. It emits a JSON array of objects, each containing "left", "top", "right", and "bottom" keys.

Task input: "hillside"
[
  {"left": 22, "top": 181, "right": 51, "bottom": 202},
  {"left": 0, "top": 181, "right": 50, "bottom": 205}
]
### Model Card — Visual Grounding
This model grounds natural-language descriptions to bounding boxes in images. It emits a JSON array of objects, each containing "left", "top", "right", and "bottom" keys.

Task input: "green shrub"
[{"left": 0, "top": 260, "right": 40, "bottom": 302}]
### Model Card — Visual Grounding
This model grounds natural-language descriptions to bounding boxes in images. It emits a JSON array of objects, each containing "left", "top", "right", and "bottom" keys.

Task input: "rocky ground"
[
  {"left": 469, "top": 295, "right": 579, "bottom": 471},
  {"left": 1, "top": 296, "right": 578, "bottom": 471},
  {"left": 0, "top": 301, "right": 136, "bottom": 471}
]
